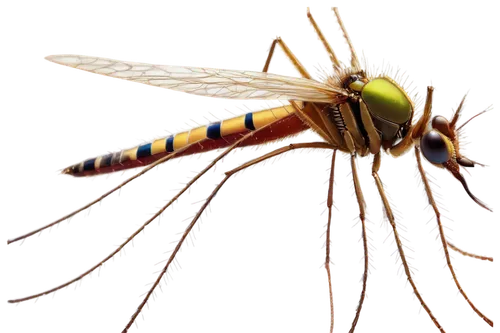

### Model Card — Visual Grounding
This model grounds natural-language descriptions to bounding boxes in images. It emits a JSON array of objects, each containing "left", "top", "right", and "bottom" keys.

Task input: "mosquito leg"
[
  {"left": 261, "top": 39, "right": 328, "bottom": 142},
  {"left": 262, "top": 37, "right": 311, "bottom": 79},
  {"left": 325, "top": 150, "right": 337, "bottom": 333},
  {"left": 344, "top": 131, "right": 370, "bottom": 333},
  {"left": 415, "top": 146, "right": 493, "bottom": 326},
  {"left": 261, "top": 36, "right": 342, "bottom": 147},
  {"left": 448, "top": 242, "right": 497, "bottom": 264},
  {"left": 121, "top": 174, "right": 229, "bottom": 333},
  {"left": 412, "top": 87, "right": 434, "bottom": 140},
  {"left": 372, "top": 152, "right": 445, "bottom": 332},
  {"left": 349, "top": 154, "right": 370, "bottom": 333},
  {"left": 306, "top": 8, "right": 341, "bottom": 68},
  {"left": 262, "top": 37, "right": 277, "bottom": 73},
  {"left": 227, "top": 142, "right": 334, "bottom": 173},
  {"left": 332, "top": 8, "right": 361, "bottom": 71},
  {"left": 121, "top": 142, "right": 336, "bottom": 332}
]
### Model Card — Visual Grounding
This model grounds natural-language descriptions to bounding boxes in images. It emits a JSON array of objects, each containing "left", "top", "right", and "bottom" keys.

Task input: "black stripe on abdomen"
[
  {"left": 137, "top": 143, "right": 152, "bottom": 158},
  {"left": 207, "top": 122, "right": 222, "bottom": 139},
  {"left": 244, "top": 113, "right": 255, "bottom": 130},
  {"left": 166, "top": 136, "right": 174, "bottom": 152},
  {"left": 100, "top": 154, "right": 113, "bottom": 168},
  {"left": 83, "top": 158, "right": 96, "bottom": 171}
]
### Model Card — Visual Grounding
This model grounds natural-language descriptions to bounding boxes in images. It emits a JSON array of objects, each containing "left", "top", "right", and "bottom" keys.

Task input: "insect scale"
[{"left": 2, "top": 3, "right": 496, "bottom": 332}]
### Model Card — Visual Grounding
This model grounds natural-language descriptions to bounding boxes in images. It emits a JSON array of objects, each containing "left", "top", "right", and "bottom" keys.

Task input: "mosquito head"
[
  {"left": 420, "top": 111, "right": 484, "bottom": 168},
  {"left": 420, "top": 116, "right": 493, "bottom": 212}
]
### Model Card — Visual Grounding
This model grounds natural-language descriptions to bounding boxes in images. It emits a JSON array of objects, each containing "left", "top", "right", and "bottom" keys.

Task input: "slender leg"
[
  {"left": 262, "top": 35, "right": 342, "bottom": 146},
  {"left": 325, "top": 150, "right": 337, "bottom": 333},
  {"left": 412, "top": 86, "right": 434, "bottom": 139},
  {"left": 371, "top": 153, "right": 447, "bottom": 333},
  {"left": 415, "top": 146, "right": 493, "bottom": 326},
  {"left": 121, "top": 142, "right": 335, "bottom": 332},
  {"left": 7, "top": 136, "right": 246, "bottom": 304},
  {"left": 262, "top": 36, "right": 342, "bottom": 146},
  {"left": 448, "top": 242, "right": 497, "bottom": 264},
  {"left": 262, "top": 39, "right": 276, "bottom": 73},
  {"left": 348, "top": 151, "right": 368, "bottom": 333},
  {"left": 262, "top": 37, "right": 311, "bottom": 79},
  {"left": 332, "top": 8, "right": 361, "bottom": 71},
  {"left": 228, "top": 142, "right": 334, "bottom": 174},
  {"left": 306, "top": 8, "right": 341, "bottom": 68},
  {"left": 7, "top": 142, "right": 336, "bottom": 322},
  {"left": 262, "top": 37, "right": 343, "bottom": 146},
  {"left": 120, "top": 175, "right": 229, "bottom": 333}
]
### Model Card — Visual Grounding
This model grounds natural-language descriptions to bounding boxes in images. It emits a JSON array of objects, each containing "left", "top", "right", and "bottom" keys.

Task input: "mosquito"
[{"left": 7, "top": 7, "right": 493, "bottom": 333}]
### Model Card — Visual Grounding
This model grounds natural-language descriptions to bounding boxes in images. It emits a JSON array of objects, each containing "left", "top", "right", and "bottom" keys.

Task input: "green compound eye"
[{"left": 361, "top": 78, "right": 412, "bottom": 125}]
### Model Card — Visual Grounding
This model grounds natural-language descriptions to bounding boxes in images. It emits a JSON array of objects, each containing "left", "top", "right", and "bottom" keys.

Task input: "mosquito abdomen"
[{"left": 63, "top": 105, "right": 307, "bottom": 177}]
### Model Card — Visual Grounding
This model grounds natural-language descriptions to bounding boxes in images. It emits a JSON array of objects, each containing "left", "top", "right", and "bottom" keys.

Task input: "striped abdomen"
[{"left": 64, "top": 105, "right": 308, "bottom": 177}]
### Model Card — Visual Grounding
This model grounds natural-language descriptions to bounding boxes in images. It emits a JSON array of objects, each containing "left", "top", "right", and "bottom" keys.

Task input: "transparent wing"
[{"left": 46, "top": 55, "right": 347, "bottom": 103}]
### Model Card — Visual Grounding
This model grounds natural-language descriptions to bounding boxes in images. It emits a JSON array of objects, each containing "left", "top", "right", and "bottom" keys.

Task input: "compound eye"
[{"left": 421, "top": 130, "right": 451, "bottom": 164}]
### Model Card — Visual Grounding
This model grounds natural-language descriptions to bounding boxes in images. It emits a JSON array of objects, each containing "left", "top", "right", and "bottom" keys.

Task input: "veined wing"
[{"left": 46, "top": 55, "right": 346, "bottom": 103}]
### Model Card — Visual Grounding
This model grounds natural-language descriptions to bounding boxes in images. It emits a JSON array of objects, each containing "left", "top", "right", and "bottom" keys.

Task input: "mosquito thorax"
[
  {"left": 342, "top": 73, "right": 413, "bottom": 143},
  {"left": 362, "top": 78, "right": 412, "bottom": 124}
]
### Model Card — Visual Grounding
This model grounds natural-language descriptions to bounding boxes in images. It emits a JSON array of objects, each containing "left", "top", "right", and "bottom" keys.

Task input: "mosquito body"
[
  {"left": 53, "top": 58, "right": 411, "bottom": 177},
  {"left": 8, "top": 8, "right": 493, "bottom": 333}
]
